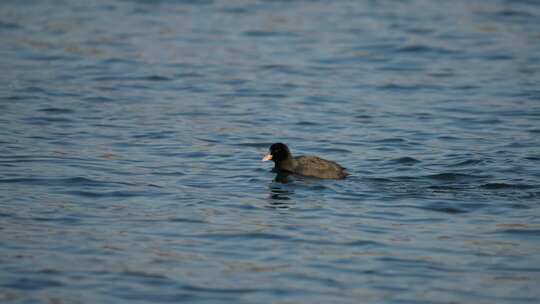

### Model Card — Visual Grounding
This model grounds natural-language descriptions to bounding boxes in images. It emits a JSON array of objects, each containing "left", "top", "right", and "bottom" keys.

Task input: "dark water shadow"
[
  {"left": 266, "top": 173, "right": 295, "bottom": 210},
  {"left": 272, "top": 172, "right": 292, "bottom": 184}
]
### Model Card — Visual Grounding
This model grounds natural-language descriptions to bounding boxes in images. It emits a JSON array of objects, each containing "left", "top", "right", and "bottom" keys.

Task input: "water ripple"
[
  {"left": 2, "top": 278, "right": 63, "bottom": 291},
  {"left": 1, "top": 1, "right": 539, "bottom": 303}
]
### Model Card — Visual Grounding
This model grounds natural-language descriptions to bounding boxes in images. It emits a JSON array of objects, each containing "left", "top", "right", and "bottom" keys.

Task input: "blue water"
[{"left": 1, "top": 0, "right": 540, "bottom": 303}]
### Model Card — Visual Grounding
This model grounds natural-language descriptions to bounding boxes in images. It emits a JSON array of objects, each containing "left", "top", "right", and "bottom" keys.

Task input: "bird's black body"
[{"left": 263, "top": 143, "right": 348, "bottom": 179}]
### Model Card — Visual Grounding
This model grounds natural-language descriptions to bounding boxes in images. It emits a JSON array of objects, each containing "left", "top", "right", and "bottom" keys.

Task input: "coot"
[{"left": 262, "top": 143, "right": 348, "bottom": 179}]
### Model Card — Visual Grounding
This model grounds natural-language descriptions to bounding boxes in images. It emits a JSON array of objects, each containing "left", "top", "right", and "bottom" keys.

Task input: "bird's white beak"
[{"left": 262, "top": 154, "right": 273, "bottom": 162}]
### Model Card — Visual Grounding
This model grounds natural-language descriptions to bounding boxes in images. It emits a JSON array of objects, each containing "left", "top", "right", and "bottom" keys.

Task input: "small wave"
[
  {"left": 419, "top": 202, "right": 468, "bottom": 214},
  {"left": 485, "top": 54, "right": 514, "bottom": 61},
  {"left": 100, "top": 58, "right": 140, "bottom": 65},
  {"left": 91, "top": 76, "right": 136, "bottom": 82},
  {"left": 428, "top": 185, "right": 469, "bottom": 191},
  {"left": 310, "top": 148, "right": 351, "bottom": 155},
  {"left": 373, "top": 138, "right": 407, "bottom": 144},
  {"left": 437, "top": 135, "right": 459, "bottom": 141},
  {"left": 243, "top": 30, "right": 298, "bottom": 38},
  {"left": 0, "top": 177, "right": 132, "bottom": 188},
  {"left": 26, "top": 55, "right": 71, "bottom": 62},
  {"left": 25, "top": 116, "right": 76, "bottom": 125},
  {"left": 296, "top": 121, "right": 319, "bottom": 126},
  {"left": 152, "top": 171, "right": 186, "bottom": 176},
  {"left": 396, "top": 45, "right": 459, "bottom": 55},
  {"left": 21, "top": 86, "right": 49, "bottom": 94},
  {"left": 82, "top": 96, "right": 114, "bottom": 103},
  {"left": 480, "top": 183, "right": 536, "bottom": 190},
  {"left": 376, "top": 257, "right": 455, "bottom": 273},
  {"left": 363, "top": 177, "right": 404, "bottom": 183},
  {"left": 378, "top": 83, "right": 420, "bottom": 91},
  {"left": 174, "top": 72, "right": 204, "bottom": 79},
  {"left": 450, "top": 159, "right": 484, "bottom": 167},
  {"left": 183, "top": 284, "right": 260, "bottom": 294},
  {"left": 38, "top": 107, "right": 75, "bottom": 114},
  {"left": 2, "top": 278, "right": 63, "bottom": 291},
  {"left": 345, "top": 240, "right": 381, "bottom": 247},
  {"left": 122, "top": 270, "right": 170, "bottom": 280},
  {"left": 63, "top": 190, "right": 141, "bottom": 198},
  {"left": 256, "top": 93, "right": 287, "bottom": 99},
  {"left": 379, "top": 65, "right": 423, "bottom": 72},
  {"left": 354, "top": 114, "right": 372, "bottom": 119},
  {"left": 260, "top": 64, "right": 306, "bottom": 76},
  {"left": 429, "top": 71, "right": 455, "bottom": 78},
  {"left": 220, "top": 7, "right": 251, "bottom": 14},
  {"left": 495, "top": 229, "right": 540, "bottom": 236},
  {"left": 132, "top": 131, "right": 176, "bottom": 139},
  {"left": 168, "top": 217, "right": 206, "bottom": 224},
  {"left": 194, "top": 232, "right": 294, "bottom": 242},
  {"left": 235, "top": 142, "right": 273, "bottom": 148},
  {"left": 391, "top": 157, "right": 420, "bottom": 164},
  {"left": 425, "top": 173, "right": 487, "bottom": 181},
  {"left": 0, "top": 21, "right": 21, "bottom": 30},
  {"left": 144, "top": 75, "right": 171, "bottom": 81},
  {"left": 495, "top": 9, "right": 535, "bottom": 18},
  {"left": 31, "top": 216, "right": 80, "bottom": 224}
]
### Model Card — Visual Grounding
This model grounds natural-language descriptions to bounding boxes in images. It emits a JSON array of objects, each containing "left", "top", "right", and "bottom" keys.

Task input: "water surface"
[{"left": 1, "top": 0, "right": 540, "bottom": 303}]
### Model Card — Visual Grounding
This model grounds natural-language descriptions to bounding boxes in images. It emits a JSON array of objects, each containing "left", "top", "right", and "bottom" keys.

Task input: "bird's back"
[{"left": 294, "top": 155, "right": 348, "bottom": 179}]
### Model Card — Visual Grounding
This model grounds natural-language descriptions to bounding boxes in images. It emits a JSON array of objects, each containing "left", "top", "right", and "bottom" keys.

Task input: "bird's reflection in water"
[
  {"left": 273, "top": 172, "right": 291, "bottom": 184},
  {"left": 268, "top": 173, "right": 294, "bottom": 209}
]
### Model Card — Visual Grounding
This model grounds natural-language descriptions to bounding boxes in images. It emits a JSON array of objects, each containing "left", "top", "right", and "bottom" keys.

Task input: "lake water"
[{"left": 1, "top": 0, "right": 540, "bottom": 303}]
